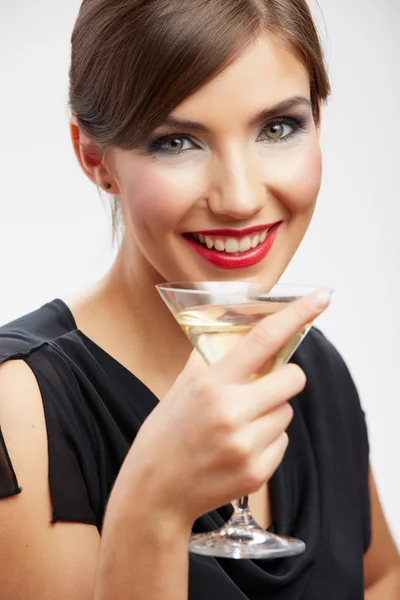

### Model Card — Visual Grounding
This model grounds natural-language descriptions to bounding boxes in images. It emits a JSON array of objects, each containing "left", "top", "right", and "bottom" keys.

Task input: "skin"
[{"left": 0, "top": 34, "right": 398, "bottom": 599}]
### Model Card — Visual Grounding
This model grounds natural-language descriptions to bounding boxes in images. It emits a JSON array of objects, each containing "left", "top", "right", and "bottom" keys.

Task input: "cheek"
[
  {"left": 121, "top": 164, "right": 204, "bottom": 237},
  {"left": 263, "top": 142, "right": 323, "bottom": 213}
]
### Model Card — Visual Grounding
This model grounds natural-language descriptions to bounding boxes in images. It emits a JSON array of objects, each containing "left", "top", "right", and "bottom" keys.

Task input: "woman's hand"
[{"left": 121, "top": 290, "right": 330, "bottom": 529}]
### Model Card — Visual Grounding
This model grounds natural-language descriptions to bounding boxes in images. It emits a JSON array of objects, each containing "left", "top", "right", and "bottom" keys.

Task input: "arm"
[
  {"left": 95, "top": 456, "right": 190, "bottom": 600},
  {"left": 364, "top": 468, "right": 400, "bottom": 598},
  {"left": 0, "top": 360, "right": 190, "bottom": 600}
]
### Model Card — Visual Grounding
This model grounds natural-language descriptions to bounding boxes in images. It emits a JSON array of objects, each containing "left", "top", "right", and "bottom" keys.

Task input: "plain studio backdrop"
[{"left": 0, "top": 0, "right": 399, "bottom": 546}]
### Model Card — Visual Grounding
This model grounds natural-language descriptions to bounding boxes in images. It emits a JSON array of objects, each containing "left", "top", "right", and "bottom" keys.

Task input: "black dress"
[{"left": 0, "top": 299, "right": 370, "bottom": 599}]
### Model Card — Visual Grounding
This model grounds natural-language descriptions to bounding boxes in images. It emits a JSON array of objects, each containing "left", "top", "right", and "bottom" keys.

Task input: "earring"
[{"left": 105, "top": 183, "right": 111, "bottom": 190}]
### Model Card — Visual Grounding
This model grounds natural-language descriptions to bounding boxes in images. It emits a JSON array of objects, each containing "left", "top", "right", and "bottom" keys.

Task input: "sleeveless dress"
[{"left": 0, "top": 299, "right": 370, "bottom": 599}]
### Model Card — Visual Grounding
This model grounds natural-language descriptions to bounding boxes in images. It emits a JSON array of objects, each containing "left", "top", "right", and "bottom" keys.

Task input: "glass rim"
[{"left": 156, "top": 281, "right": 334, "bottom": 297}]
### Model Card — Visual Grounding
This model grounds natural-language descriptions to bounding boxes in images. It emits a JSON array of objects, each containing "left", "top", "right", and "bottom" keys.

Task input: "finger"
[
  {"left": 237, "top": 363, "right": 306, "bottom": 423},
  {"left": 212, "top": 290, "right": 330, "bottom": 383},
  {"left": 239, "top": 402, "right": 294, "bottom": 455},
  {"left": 258, "top": 432, "right": 289, "bottom": 483}
]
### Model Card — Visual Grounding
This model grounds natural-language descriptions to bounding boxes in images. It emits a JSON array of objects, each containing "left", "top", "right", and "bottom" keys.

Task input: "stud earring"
[{"left": 105, "top": 183, "right": 111, "bottom": 190}]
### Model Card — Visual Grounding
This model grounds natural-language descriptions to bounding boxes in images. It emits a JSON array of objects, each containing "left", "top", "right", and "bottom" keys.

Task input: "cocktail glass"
[{"left": 156, "top": 281, "right": 332, "bottom": 559}]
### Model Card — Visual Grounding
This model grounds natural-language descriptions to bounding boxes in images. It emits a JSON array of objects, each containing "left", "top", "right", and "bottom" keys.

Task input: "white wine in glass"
[
  {"left": 156, "top": 282, "right": 332, "bottom": 560},
  {"left": 178, "top": 302, "right": 312, "bottom": 373}
]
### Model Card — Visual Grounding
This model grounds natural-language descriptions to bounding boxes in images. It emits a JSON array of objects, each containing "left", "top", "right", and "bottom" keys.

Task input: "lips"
[{"left": 183, "top": 222, "right": 281, "bottom": 269}]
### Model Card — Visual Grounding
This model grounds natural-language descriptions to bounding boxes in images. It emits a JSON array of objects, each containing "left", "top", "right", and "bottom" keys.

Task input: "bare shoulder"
[
  {"left": 0, "top": 360, "right": 100, "bottom": 600},
  {"left": 0, "top": 358, "right": 47, "bottom": 428}
]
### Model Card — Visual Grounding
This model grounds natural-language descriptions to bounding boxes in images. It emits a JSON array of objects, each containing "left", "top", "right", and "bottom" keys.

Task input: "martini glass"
[{"left": 156, "top": 281, "right": 332, "bottom": 560}]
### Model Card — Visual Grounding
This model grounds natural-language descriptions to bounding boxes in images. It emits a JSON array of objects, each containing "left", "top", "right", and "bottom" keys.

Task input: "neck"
[{"left": 70, "top": 236, "right": 193, "bottom": 380}]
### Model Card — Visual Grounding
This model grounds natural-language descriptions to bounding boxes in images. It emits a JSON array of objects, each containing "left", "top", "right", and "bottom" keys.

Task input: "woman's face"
[{"left": 106, "top": 35, "right": 322, "bottom": 287}]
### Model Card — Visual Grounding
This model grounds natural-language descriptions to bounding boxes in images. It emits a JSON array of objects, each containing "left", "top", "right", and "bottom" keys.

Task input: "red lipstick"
[
  {"left": 193, "top": 224, "right": 275, "bottom": 238},
  {"left": 183, "top": 222, "right": 281, "bottom": 270}
]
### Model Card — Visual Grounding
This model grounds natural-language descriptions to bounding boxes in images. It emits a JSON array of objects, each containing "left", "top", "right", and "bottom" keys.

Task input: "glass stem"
[{"left": 230, "top": 496, "right": 258, "bottom": 529}]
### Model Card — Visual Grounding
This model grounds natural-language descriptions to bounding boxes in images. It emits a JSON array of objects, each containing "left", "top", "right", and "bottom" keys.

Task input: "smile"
[
  {"left": 191, "top": 228, "right": 270, "bottom": 253},
  {"left": 183, "top": 222, "right": 281, "bottom": 270}
]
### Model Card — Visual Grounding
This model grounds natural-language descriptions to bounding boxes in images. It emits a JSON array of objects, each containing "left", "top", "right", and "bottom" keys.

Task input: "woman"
[{"left": 0, "top": 0, "right": 399, "bottom": 598}]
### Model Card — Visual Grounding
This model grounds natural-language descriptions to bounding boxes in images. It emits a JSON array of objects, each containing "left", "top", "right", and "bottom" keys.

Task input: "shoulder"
[
  {"left": 0, "top": 359, "right": 45, "bottom": 443},
  {"left": 298, "top": 326, "right": 351, "bottom": 373},
  {"left": 297, "top": 326, "right": 361, "bottom": 402},
  {"left": 0, "top": 299, "right": 75, "bottom": 364},
  {"left": 0, "top": 305, "right": 100, "bottom": 528},
  {"left": 294, "top": 328, "right": 372, "bottom": 551},
  {"left": 0, "top": 359, "right": 50, "bottom": 497},
  {"left": 293, "top": 327, "right": 368, "bottom": 454},
  {"left": 295, "top": 326, "right": 370, "bottom": 483}
]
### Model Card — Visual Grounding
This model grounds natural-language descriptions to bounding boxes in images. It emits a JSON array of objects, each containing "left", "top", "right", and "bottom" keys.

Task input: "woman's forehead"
[{"left": 169, "top": 37, "right": 311, "bottom": 128}]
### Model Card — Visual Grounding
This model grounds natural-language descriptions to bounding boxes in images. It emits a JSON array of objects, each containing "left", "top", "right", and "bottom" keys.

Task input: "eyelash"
[{"left": 146, "top": 116, "right": 309, "bottom": 158}]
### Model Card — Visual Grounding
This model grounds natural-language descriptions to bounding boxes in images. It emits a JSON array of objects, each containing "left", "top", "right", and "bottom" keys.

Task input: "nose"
[{"left": 207, "top": 149, "right": 266, "bottom": 220}]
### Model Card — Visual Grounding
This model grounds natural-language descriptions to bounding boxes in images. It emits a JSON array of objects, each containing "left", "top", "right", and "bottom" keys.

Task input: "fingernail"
[{"left": 309, "top": 290, "right": 331, "bottom": 310}]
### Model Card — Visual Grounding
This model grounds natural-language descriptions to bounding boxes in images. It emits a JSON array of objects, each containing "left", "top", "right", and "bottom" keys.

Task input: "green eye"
[
  {"left": 163, "top": 138, "right": 185, "bottom": 153},
  {"left": 148, "top": 134, "right": 197, "bottom": 156},
  {"left": 258, "top": 119, "right": 302, "bottom": 143},
  {"left": 266, "top": 124, "right": 286, "bottom": 139}
]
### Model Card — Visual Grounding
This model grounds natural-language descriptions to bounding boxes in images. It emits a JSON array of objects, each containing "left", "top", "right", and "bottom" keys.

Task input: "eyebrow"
[{"left": 159, "top": 96, "right": 312, "bottom": 133}]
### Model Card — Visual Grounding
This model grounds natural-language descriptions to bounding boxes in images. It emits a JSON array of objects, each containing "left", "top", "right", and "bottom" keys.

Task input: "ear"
[{"left": 70, "top": 115, "right": 119, "bottom": 194}]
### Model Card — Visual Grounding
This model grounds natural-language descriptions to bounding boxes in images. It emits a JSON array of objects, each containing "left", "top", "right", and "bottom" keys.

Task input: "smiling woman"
[
  {"left": 0, "top": 1, "right": 399, "bottom": 599},
  {"left": 78, "top": 35, "right": 324, "bottom": 287}
]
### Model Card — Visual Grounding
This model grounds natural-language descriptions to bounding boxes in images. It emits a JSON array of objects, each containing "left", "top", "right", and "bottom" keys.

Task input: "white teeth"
[
  {"left": 225, "top": 238, "right": 239, "bottom": 253},
  {"left": 193, "top": 229, "right": 270, "bottom": 252},
  {"left": 239, "top": 237, "right": 252, "bottom": 252}
]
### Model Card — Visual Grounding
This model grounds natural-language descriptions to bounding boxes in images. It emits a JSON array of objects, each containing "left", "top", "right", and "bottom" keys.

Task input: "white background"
[{"left": 0, "top": 0, "right": 399, "bottom": 546}]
